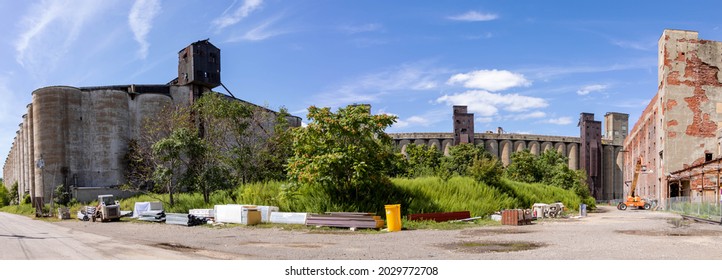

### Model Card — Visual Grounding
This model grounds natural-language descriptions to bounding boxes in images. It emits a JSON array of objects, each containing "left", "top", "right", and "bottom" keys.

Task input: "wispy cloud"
[
  {"left": 447, "top": 69, "right": 532, "bottom": 91},
  {"left": 507, "top": 111, "right": 547, "bottom": 121},
  {"left": 213, "top": 0, "right": 263, "bottom": 30},
  {"left": 129, "top": 0, "right": 161, "bottom": 59},
  {"left": 436, "top": 90, "right": 548, "bottom": 117},
  {"left": 14, "top": 0, "right": 110, "bottom": 74},
  {"left": 577, "top": 84, "right": 608, "bottom": 95},
  {"left": 519, "top": 58, "right": 656, "bottom": 80},
  {"left": 226, "top": 15, "right": 289, "bottom": 42},
  {"left": 383, "top": 109, "right": 447, "bottom": 131},
  {"left": 612, "top": 39, "right": 656, "bottom": 51},
  {"left": 338, "top": 23, "right": 383, "bottom": 34},
  {"left": 313, "top": 62, "right": 449, "bottom": 108},
  {"left": 541, "top": 117, "right": 573, "bottom": 125},
  {"left": 447, "top": 11, "right": 499, "bottom": 22}
]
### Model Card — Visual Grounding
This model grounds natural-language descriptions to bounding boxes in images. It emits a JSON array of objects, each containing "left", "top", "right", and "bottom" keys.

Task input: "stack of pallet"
[
  {"left": 305, "top": 212, "right": 384, "bottom": 229},
  {"left": 501, "top": 209, "right": 533, "bottom": 226}
]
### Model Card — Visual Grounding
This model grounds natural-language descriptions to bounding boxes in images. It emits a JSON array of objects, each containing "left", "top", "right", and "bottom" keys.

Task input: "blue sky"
[{"left": 1, "top": 0, "right": 722, "bottom": 178}]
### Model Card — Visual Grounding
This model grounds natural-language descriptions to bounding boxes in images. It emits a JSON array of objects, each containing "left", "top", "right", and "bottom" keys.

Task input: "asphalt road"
[{"left": 0, "top": 212, "right": 208, "bottom": 260}]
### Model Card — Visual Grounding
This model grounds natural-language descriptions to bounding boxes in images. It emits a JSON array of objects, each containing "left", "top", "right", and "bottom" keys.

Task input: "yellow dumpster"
[{"left": 385, "top": 204, "right": 402, "bottom": 232}]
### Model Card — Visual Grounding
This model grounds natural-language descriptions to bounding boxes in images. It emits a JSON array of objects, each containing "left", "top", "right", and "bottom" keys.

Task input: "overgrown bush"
[
  {"left": 9, "top": 182, "right": 19, "bottom": 205},
  {"left": 22, "top": 193, "right": 31, "bottom": 205},
  {"left": 53, "top": 185, "right": 71, "bottom": 206},
  {"left": 0, "top": 184, "right": 9, "bottom": 207}
]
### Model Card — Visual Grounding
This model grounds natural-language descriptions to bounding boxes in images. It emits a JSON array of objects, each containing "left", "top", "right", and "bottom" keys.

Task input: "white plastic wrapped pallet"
[{"left": 269, "top": 212, "right": 308, "bottom": 225}]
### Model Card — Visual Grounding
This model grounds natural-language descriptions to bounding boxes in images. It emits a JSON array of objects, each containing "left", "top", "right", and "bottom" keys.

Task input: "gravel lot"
[{"left": 54, "top": 206, "right": 722, "bottom": 260}]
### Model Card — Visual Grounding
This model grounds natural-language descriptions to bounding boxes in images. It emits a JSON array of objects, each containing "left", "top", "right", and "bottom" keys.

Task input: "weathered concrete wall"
[{"left": 625, "top": 29, "right": 722, "bottom": 206}]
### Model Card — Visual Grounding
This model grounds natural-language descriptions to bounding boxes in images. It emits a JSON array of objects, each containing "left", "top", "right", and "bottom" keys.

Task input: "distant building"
[
  {"left": 3, "top": 40, "right": 300, "bottom": 203},
  {"left": 390, "top": 106, "right": 628, "bottom": 201},
  {"left": 623, "top": 29, "right": 722, "bottom": 206}
]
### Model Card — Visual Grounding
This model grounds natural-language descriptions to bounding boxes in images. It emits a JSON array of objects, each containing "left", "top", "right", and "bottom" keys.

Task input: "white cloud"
[
  {"left": 129, "top": 0, "right": 161, "bottom": 59},
  {"left": 383, "top": 109, "right": 448, "bottom": 131},
  {"left": 14, "top": 0, "right": 110, "bottom": 73},
  {"left": 447, "top": 69, "right": 532, "bottom": 91},
  {"left": 225, "top": 15, "right": 289, "bottom": 42},
  {"left": 313, "top": 63, "right": 448, "bottom": 108},
  {"left": 338, "top": 23, "right": 383, "bottom": 34},
  {"left": 213, "top": 0, "right": 263, "bottom": 30},
  {"left": 612, "top": 39, "right": 656, "bottom": 51},
  {"left": 393, "top": 115, "right": 430, "bottom": 129},
  {"left": 542, "top": 117, "right": 573, "bottom": 125},
  {"left": 476, "top": 117, "right": 494, "bottom": 123},
  {"left": 508, "top": 111, "right": 547, "bottom": 120},
  {"left": 436, "top": 90, "right": 548, "bottom": 117},
  {"left": 577, "top": 84, "right": 608, "bottom": 95},
  {"left": 448, "top": 11, "right": 499, "bottom": 22}
]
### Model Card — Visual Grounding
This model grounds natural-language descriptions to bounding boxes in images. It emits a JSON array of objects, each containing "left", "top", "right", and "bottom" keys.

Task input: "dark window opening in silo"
[{"left": 705, "top": 153, "right": 713, "bottom": 162}]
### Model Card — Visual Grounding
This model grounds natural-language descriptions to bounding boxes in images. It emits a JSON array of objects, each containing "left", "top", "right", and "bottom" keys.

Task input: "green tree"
[
  {"left": 0, "top": 181, "right": 9, "bottom": 207},
  {"left": 194, "top": 92, "right": 293, "bottom": 184},
  {"left": 9, "top": 182, "right": 19, "bottom": 205},
  {"left": 287, "top": 105, "right": 398, "bottom": 210},
  {"left": 469, "top": 156, "right": 504, "bottom": 186},
  {"left": 504, "top": 150, "right": 541, "bottom": 183},
  {"left": 439, "top": 143, "right": 493, "bottom": 177},
  {"left": 152, "top": 127, "right": 207, "bottom": 206},
  {"left": 404, "top": 143, "right": 441, "bottom": 177}
]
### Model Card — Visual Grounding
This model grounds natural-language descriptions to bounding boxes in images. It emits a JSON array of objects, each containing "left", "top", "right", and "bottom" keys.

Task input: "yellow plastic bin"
[{"left": 385, "top": 204, "right": 402, "bottom": 232}]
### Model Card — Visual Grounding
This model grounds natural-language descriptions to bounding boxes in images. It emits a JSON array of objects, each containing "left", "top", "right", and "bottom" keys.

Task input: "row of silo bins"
[{"left": 2, "top": 86, "right": 177, "bottom": 202}]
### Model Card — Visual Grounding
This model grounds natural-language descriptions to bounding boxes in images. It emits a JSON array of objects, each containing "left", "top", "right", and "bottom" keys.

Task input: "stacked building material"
[
  {"left": 407, "top": 211, "right": 471, "bottom": 222},
  {"left": 138, "top": 210, "right": 166, "bottom": 222},
  {"left": 166, "top": 213, "right": 208, "bottom": 226},
  {"left": 214, "top": 205, "right": 262, "bottom": 225},
  {"left": 133, "top": 202, "right": 163, "bottom": 218},
  {"left": 501, "top": 209, "right": 533, "bottom": 226},
  {"left": 270, "top": 212, "right": 308, "bottom": 225},
  {"left": 305, "top": 212, "right": 384, "bottom": 229},
  {"left": 189, "top": 209, "right": 214, "bottom": 220}
]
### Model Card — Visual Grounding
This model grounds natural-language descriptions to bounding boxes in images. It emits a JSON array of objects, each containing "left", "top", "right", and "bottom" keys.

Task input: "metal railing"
[{"left": 665, "top": 196, "right": 722, "bottom": 221}]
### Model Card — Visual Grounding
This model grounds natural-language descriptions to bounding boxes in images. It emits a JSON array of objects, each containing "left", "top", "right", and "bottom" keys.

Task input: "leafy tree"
[
  {"left": 469, "top": 156, "right": 504, "bottom": 186},
  {"left": 53, "top": 184, "right": 70, "bottom": 206},
  {"left": 504, "top": 149, "right": 590, "bottom": 200},
  {"left": 404, "top": 143, "right": 441, "bottom": 177},
  {"left": 9, "top": 182, "right": 19, "bottom": 205},
  {"left": 504, "top": 150, "right": 541, "bottom": 183},
  {"left": 152, "top": 127, "right": 206, "bottom": 206},
  {"left": 287, "top": 105, "right": 398, "bottom": 210},
  {"left": 439, "top": 143, "right": 494, "bottom": 177},
  {"left": 0, "top": 181, "right": 9, "bottom": 207},
  {"left": 194, "top": 93, "right": 293, "bottom": 184}
]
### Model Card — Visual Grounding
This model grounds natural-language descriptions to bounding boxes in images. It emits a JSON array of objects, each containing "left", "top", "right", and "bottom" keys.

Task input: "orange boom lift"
[{"left": 617, "top": 157, "right": 651, "bottom": 210}]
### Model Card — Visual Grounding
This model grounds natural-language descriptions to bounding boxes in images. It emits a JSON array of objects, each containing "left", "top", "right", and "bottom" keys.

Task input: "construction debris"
[
  {"left": 133, "top": 202, "right": 163, "bottom": 218},
  {"left": 189, "top": 209, "right": 214, "bottom": 220},
  {"left": 270, "top": 212, "right": 307, "bottom": 225},
  {"left": 501, "top": 209, "right": 533, "bottom": 226},
  {"left": 138, "top": 210, "right": 166, "bottom": 222},
  {"left": 407, "top": 211, "right": 471, "bottom": 222},
  {"left": 305, "top": 212, "right": 384, "bottom": 229},
  {"left": 57, "top": 207, "right": 70, "bottom": 220},
  {"left": 78, "top": 206, "right": 96, "bottom": 221},
  {"left": 166, "top": 213, "right": 208, "bottom": 227}
]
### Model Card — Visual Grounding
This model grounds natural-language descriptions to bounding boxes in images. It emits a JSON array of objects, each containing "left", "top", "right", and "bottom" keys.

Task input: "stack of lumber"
[
  {"left": 407, "top": 211, "right": 471, "bottom": 222},
  {"left": 305, "top": 212, "right": 384, "bottom": 229}
]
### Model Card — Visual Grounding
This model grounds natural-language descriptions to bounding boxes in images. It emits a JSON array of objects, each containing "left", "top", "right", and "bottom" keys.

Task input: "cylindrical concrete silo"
[
  {"left": 82, "top": 89, "right": 130, "bottom": 187},
  {"left": 33, "top": 86, "right": 77, "bottom": 201}
]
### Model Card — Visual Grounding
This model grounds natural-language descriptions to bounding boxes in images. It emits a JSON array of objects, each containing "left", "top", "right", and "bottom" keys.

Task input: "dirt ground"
[{"left": 54, "top": 206, "right": 722, "bottom": 260}]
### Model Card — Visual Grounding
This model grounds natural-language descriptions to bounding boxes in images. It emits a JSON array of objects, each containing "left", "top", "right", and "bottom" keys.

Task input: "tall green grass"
[
  {"left": 392, "top": 176, "right": 516, "bottom": 217},
  {"left": 1, "top": 177, "right": 594, "bottom": 219}
]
